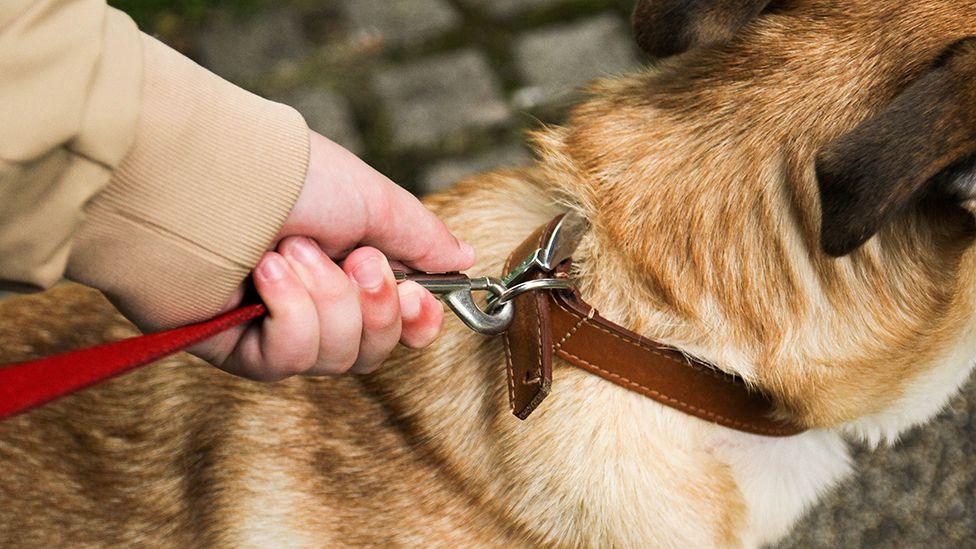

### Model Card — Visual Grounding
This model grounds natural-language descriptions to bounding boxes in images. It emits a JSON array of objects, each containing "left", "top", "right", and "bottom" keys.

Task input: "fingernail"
[
  {"left": 260, "top": 254, "right": 285, "bottom": 281},
  {"left": 459, "top": 240, "right": 475, "bottom": 261},
  {"left": 400, "top": 287, "right": 423, "bottom": 320},
  {"left": 293, "top": 238, "right": 320, "bottom": 265},
  {"left": 352, "top": 257, "right": 385, "bottom": 290}
]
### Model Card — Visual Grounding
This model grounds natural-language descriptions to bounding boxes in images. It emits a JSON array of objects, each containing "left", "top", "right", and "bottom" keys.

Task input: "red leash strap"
[{"left": 0, "top": 303, "right": 267, "bottom": 421}]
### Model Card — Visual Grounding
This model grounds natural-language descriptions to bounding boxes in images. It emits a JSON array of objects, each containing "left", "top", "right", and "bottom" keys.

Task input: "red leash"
[{"left": 0, "top": 303, "right": 267, "bottom": 421}]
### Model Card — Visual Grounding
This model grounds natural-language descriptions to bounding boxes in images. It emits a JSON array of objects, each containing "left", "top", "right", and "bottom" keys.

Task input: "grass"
[{"left": 109, "top": 0, "right": 258, "bottom": 33}]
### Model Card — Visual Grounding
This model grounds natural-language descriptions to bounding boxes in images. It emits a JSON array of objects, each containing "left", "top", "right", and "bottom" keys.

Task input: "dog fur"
[{"left": 2, "top": 1, "right": 976, "bottom": 546}]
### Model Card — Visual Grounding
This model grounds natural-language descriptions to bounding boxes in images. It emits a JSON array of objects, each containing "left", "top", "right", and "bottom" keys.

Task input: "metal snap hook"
[
  {"left": 443, "top": 277, "right": 514, "bottom": 335},
  {"left": 394, "top": 272, "right": 515, "bottom": 335}
]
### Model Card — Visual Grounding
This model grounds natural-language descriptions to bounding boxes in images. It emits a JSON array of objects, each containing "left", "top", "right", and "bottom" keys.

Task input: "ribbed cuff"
[{"left": 67, "top": 34, "right": 309, "bottom": 330}]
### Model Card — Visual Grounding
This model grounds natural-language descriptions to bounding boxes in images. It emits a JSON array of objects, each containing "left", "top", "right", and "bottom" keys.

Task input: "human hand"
[{"left": 190, "top": 131, "right": 475, "bottom": 380}]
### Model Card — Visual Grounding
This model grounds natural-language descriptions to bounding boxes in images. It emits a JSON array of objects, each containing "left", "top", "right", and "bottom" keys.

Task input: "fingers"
[
  {"left": 279, "top": 237, "right": 362, "bottom": 376},
  {"left": 343, "top": 247, "right": 403, "bottom": 374},
  {"left": 213, "top": 236, "right": 447, "bottom": 381},
  {"left": 227, "top": 252, "right": 320, "bottom": 381},
  {"left": 397, "top": 281, "right": 444, "bottom": 349}
]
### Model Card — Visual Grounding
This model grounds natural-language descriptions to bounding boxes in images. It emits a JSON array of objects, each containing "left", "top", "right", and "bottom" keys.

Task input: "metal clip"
[
  {"left": 394, "top": 271, "right": 515, "bottom": 335},
  {"left": 485, "top": 211, "right": 589, "bottom": 312},
  {"left": 500, "top": 211, "right": 590, "bottom": 287},
  {"left": 394, "top": 212, "right": 589, "bottom": 336},
  {"left": 485, "top": 277, "right": 575, "bottom": 314}
]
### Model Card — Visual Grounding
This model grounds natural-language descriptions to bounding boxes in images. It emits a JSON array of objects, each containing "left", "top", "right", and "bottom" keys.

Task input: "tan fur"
[{"left": 3, "top": 1, "right": 976, "bottom": 546}]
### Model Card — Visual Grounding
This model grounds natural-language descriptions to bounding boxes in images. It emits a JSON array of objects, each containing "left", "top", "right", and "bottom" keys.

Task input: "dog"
[{"left": 2, "top": 0, "right": 976, "bottom": 546}]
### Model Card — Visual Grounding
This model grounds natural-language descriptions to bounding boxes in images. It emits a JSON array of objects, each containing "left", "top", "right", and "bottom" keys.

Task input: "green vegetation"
[{"left": 109, "top": 0, "right": 257, "bottom": 31}]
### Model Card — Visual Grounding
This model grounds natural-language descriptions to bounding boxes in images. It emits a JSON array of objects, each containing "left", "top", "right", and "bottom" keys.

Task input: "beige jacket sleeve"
[{"left": 0, "top": 1, "right": 310, "bottom": 330}]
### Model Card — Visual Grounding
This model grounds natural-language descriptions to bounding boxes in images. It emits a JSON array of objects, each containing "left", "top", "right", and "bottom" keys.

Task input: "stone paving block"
[
  {"left": 459, "top": 0, "right": 567, "bottom": 18},
  {"left": 199, "top": 8, "right": 310, "bottom": 84},
  {"left": 512, "top": 13, "right": 642, "bottom": 108},
  {"left": 777, "top": 377, "right": 976, "bottom": 548},
  {"left": 282, "top": 88, "right": 363, "bottom": 155},
  {"left": 342, "top": 0, "right": 459, "bottom": 47},
  {"left": 373, "top": 50, "right": 510, "bottom": 151},
  {"left": 419, "top": 145, "right": 531, "bottom": 194}
]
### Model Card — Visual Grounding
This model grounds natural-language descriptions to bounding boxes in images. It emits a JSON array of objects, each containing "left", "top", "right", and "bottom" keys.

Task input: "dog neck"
[
  {"left": 365, "top": 67, "right": 976, "bottom": 542},
  {"left": 363, "top": 167, "right": 760, "bottom": 546},
  {"left": 532, "top": 69, "right": 976, "bottom": 435}
]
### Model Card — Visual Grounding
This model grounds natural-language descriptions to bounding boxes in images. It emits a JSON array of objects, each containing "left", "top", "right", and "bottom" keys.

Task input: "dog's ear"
[
  {"left": 816, "top": 38, "right": 976, "bottom": 257},
  {"left": 631, "top": 0, "right": 772, "bottom": 57}
]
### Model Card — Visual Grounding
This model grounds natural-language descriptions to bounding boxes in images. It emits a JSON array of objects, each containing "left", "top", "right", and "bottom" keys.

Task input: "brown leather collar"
[{"left": 503, "top": 216, "right": 804, "bottom": 437}]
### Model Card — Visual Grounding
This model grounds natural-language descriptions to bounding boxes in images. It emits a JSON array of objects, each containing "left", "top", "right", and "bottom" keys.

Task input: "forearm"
[
  {"left": 67, "top": 34, "right": 309, "bottom": 330},
  {"left": 0, "top": 1, "right": 309, "bottom": 330},
  {"left": 0, "top": 1, "right": 140, "bottom": 289}
]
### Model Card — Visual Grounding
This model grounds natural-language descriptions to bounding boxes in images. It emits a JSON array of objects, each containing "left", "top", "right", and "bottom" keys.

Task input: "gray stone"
[
  {"left": 419, "top": 145, "right": 531, "bottom": 194},
  {"left": 459, "top": 0, "right": 566, "bottom": 18},
  {"left": 777, "top": 375, "right": 976, "bottom": 547},
  {"left": 512, "top": 13, "right": 641, "bottom": 108},
  {"left": 342, "top": 0, "right": 459, "bottom": 47},
  {"left": 373, "top": 50, "right": 510, "bottom": 151},
  {"left": 458, "top": 0, "right": 564, "bottom": 17},
  {"left": 198, "top": 9, "right": 310, "bottom": 84},
  {"left": 282, "top": 88, "right": 363, "bottom": 154}
]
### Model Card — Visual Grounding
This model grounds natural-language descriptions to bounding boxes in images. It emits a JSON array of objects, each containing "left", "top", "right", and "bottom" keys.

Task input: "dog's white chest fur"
[{"left": 715, "top": 430, "right": 851, "bottom": 546}]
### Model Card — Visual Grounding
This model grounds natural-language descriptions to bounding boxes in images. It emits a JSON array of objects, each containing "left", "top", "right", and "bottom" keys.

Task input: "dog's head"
[{"left": 536, "top": 0, "right": 976, "bottom": 441}]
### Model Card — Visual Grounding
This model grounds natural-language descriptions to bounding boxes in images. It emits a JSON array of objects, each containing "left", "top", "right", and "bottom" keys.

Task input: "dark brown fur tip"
[
  {"left": 631, "top": 0, "right": 771, "bottom": 57},
  {"left": 817, "top": 37, "right": 976, "bottom": 257},
  {"left": 816, "top": 153, "right": 879, "bottom": 257}
]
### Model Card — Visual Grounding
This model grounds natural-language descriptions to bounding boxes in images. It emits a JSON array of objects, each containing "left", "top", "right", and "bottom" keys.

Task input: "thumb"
[
  {"left": 361, "top": 178, "right": 476, "bottom": 272},
  {"left": 285, "top": 133, "right": 476, "bottom": 272}
]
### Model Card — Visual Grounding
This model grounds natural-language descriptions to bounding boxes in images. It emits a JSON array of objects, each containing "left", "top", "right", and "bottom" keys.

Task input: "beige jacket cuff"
[{"left": 67, "top": 34, "right": 309, "bottom": 330}]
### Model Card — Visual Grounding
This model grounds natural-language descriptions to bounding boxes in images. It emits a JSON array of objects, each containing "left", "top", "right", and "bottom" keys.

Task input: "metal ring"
[{"left": 494, "top": 278, "right": 575, "bottom": 306}]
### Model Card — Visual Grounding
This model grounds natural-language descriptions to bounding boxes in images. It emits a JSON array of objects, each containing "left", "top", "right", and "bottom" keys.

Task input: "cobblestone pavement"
[
  {"left": 16, "top": 0, "right": 976, "bottom": 545},
  {"left": 188, "top": 0, "right": 647, "bottom": 195}
]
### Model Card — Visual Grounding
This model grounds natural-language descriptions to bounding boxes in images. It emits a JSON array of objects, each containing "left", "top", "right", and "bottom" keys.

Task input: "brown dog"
[{"left": 2, "top": 0, "right": 976, "bottom": 546}]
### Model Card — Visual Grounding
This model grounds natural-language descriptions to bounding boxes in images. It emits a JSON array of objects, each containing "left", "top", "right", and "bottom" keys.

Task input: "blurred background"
[
  {"left": 53, "top": 0, "right": 976, "bottom": 545},
  {"left": 110, "top": 0, "right": 646, "bottom": 196}
]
